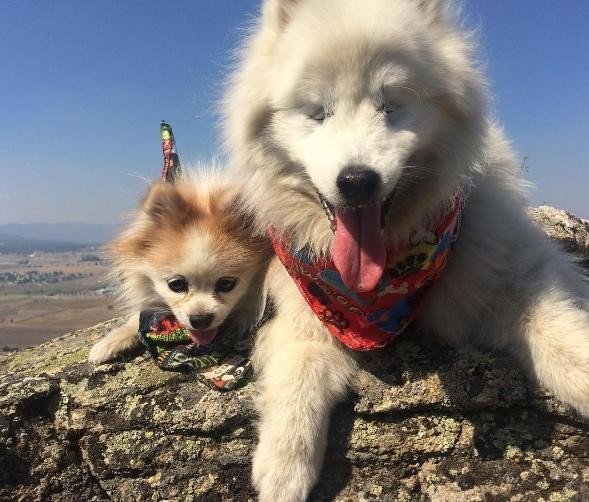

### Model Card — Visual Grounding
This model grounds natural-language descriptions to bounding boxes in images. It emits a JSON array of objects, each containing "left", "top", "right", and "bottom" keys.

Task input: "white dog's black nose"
[
  {"left": 336, "top": 167, "right": 381, "bottom": 206},
  {"left": 189, "top": 314, "right": 214, "bottom": 330}
]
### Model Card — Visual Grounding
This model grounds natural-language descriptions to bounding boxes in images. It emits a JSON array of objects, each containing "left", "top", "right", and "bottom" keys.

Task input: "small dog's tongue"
[
  {"left": 331, "top": 205, "right": 386, "bottom": 292},
  {"left": 188, "top": 328, "right": 218, "bottom": 346}
]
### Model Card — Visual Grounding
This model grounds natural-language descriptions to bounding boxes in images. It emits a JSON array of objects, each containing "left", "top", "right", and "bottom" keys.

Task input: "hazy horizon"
[{"left": 1, "top": 0, "right": 588, "bottom": 224}]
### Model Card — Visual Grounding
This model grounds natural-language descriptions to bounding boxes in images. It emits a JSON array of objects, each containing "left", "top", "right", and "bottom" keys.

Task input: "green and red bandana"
[{"left": 138, "top": 310, "right": 253, "bottom": 391}]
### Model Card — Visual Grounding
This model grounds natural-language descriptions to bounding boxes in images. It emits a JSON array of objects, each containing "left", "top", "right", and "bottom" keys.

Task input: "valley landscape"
[{"left": 0, "top": 224, "right": 118, "bottom": 353}]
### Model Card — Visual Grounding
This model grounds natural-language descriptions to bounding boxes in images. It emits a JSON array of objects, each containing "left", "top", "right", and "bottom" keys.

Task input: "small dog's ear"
[
  {"left": 141, "top": 181, "right": 188, "bottom": 224},
  {"left": 222, "top": 192, "right": 252, "bottom": 231},
  {"left": 222, "top": 194, "right": 269, "bottom": 252}
]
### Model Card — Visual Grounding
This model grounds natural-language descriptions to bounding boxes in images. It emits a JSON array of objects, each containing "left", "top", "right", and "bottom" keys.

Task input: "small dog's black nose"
[
  {"left": 189, "top": 314, "right": 214, "bottom": 330},
  {"left": 336, "top": 166, "right": 381, "bottom": 206}
]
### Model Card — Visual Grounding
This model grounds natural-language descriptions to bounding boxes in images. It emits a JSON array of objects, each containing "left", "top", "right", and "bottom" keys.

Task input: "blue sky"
[{"left": 1, "top": 0, "right": 587, "bottom": 224}]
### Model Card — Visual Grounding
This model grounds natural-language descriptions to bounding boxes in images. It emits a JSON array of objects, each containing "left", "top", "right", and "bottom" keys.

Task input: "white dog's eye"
[
  {"left": 378, "top": 101, "right": 406, "bottom": 126},
  {"left": 311, "top": 109, "right": 326, "bottom": 122},
  {"left": 378, "top": 102, "right": 400, "bottom": 115},
  {"left": 303, "top": 105, "right": 327, "bottom": 123}
]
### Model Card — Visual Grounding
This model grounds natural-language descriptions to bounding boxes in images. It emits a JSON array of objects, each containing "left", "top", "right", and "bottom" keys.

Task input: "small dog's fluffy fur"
[
  {"left": 223, "top": 0, "right": 589, "bottom": 500},
  {"left": 88, "top": 171, "right": 271, "bottom": 365}
]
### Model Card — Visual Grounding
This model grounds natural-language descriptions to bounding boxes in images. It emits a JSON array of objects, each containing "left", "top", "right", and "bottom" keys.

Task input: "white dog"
[{"left": 223, "top": 0, "right": 589, "bottom": 500}]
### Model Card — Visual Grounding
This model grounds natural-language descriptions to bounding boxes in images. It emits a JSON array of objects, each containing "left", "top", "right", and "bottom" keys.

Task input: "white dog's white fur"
[{"left": 223, "top": 0, "right": 589, "bottom": 500}]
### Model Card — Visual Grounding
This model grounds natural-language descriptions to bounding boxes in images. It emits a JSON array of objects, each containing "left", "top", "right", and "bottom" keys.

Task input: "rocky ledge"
[
  {"left": 1, "top": 207, "right": 588, "bottom": 502},
  {"left": 530, "top": 206, "right": 589, "bottom": 264}
]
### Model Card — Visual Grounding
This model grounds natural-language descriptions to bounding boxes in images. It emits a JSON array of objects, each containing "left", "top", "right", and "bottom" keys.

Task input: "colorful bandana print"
[
  {"left": 271, "top": 195, "right": 462, "bottom": 351},
  {"left": 138, "top": 310, "right": 253, "bottom": 391},
  {"left": 160, "top": 121, "right": 182, "bottom": 183}
]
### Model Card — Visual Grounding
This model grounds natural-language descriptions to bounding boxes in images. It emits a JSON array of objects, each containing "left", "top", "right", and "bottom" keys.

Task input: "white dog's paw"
[{"left": 252, "top": 439, "right": 320, "bottom": 502}]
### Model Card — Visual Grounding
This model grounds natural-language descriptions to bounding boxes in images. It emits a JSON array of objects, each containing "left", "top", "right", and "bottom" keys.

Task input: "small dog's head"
[{"left": 108, "top": 175, "right": 271, "bottom": 344}]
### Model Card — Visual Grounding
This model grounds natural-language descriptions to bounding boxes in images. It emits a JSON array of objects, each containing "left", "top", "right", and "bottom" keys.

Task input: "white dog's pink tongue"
[{"left": 332, "top": 205, "right": 386, "bottom": 292}]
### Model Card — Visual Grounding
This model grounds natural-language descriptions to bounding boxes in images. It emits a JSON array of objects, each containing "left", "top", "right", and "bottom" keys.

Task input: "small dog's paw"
[
  {"left": 252, "top": 439, "right": 319, "bottom": 502},
  {"left": 88, "top": 336, "right": 123, "bottom": 365},
  {"left": 88, "top": 322, "right": 139, "bottom": 365}
]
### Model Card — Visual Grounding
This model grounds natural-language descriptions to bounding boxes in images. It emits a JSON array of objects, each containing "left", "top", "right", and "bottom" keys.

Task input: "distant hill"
[
  {"left": 0, "top": 233, "right": 91, "bottom": 254},
  {"left": 0, "top": 223, "right": 120, "bottom": 245}
]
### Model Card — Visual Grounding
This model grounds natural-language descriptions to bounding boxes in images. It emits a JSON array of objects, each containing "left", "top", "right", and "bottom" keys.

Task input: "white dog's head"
[{"left": 225, "top": 0, "right": 487, "bottom": 290}]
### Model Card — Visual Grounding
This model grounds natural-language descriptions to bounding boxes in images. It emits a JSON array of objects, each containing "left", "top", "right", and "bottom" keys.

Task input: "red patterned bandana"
[{"left": 271, "top": 194, "right": 462, "bottom": 351}]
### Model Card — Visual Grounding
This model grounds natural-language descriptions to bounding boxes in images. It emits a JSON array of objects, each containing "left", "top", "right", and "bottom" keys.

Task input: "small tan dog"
[{"left": 89, "top": 170, "right": 271, "bottom": 364}]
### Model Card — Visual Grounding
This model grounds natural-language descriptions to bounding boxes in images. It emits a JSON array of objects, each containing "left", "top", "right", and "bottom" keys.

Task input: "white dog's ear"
[
  {"left": 415, "top": 0, "right": 445, "bottom": 23},
  {"left": 264, "top": 0, "right": 303, "bottom": 28}
]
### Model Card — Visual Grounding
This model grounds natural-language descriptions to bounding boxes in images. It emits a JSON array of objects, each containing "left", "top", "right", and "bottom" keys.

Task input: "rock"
[
  {"left": 1, "top": 210, "right": 589, "bottom": 501},
  {"left": 2, "top": 325, "right": 589, "bottom": 501},
  {"left": 530, "top": 205, "right": 589, "bottom": 262}
]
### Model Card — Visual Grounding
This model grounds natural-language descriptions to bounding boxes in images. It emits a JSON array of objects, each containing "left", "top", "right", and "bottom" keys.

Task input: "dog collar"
[{"left": 270, "top": 193, "right": 463, "bottom": 351}]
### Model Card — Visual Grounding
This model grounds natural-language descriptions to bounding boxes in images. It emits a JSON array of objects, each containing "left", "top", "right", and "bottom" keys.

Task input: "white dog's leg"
[
  {"left": 422, "top": 200, "right": 589, "bottom": 418},
  {"left": 418, "top": 176, "right": 589, "bottom": 418},
  {"left": 88, "top": 314, "right": 140, "bottom": 364},
  {"left": 252, "top": 314, "right": 356, "bottom": 502},
  {"left": 514, "top": 281, "right": 589, "bottom": 417}
]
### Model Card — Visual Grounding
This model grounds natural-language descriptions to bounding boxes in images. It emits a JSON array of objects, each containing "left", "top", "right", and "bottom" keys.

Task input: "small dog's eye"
[
  {"left": 168, "top": 276, "right": 188, "bottom": 293},
  {"left": 215, "top": 277, "right": 238, "bottom": 293}
]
